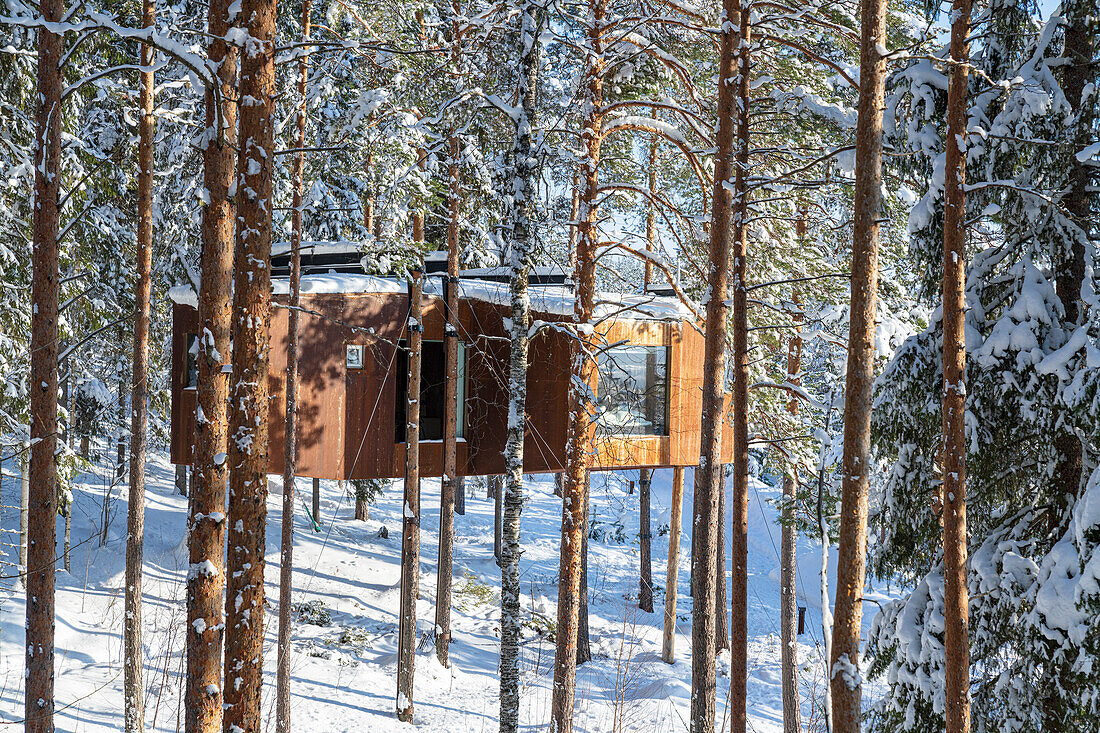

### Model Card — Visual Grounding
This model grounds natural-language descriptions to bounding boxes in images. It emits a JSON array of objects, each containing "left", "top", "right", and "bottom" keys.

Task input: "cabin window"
[
  {"left": 185, "top": 334, "right": 199, "bottom": 389},
  {"left": 596, "top": 344, "right": 669, "bottom": 436},
  {"left": 395, "top": 340, "right": 466, "bottom": 442}
]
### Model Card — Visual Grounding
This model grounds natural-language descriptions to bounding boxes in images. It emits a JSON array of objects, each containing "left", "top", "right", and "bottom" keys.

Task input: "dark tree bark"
[
  {"left": 576, "top": 483, "right": 591, "bottom": 666},
  {"left": 436, "top": 4, "right": 463, "bottom": 666},
  {"left": 124, "top": 5, "right": 155, "bottom": 727},
  {"left": 781, "top": 292, "right": 803, "bottom": 733},
  {"left": 691, "top": 0, "right": 740, "bottom": 727},
  {"left": 223, "top": 0, "right": 277, "bottom": 724},
  {"left": 639, "top": 469, "right": 653, "bottom": 613},
  {"left": 499, "top": 4, "right": 540, "bottom": 728},
  {"left": 276, "top": 1, "right": 310, "bottom": 727},
  {"left": 716, "top": 468, "right": 729, "bottom": 652},
  {"left": 830, "top": 0, "right": 888, "bottom": 724},
  {"left": 940, "top": 0, "right": 973, "bottom": 730},
  {"left": 397, "top": 271, "right": 423, "bottom": 723},
  {"left": 661, "top": 466, "right": 684, "bottom": 663},
  {"left": 26, "top": 0, "right": 63, "bottom": 725},
  {"left": 184, "top": 0, "right": 236, "bottom": 724},
  {"left": 551, "top": 1, "right": 604, "bottom": 728}
]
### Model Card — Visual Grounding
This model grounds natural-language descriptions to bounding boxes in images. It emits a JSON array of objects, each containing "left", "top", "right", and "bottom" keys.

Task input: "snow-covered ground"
[{"left": 0, "top": 450, "right": 895, "bottom": 731}]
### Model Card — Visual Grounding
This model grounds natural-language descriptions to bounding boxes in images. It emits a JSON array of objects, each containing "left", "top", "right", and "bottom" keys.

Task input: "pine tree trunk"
[
  {"left": 312, "top": 477, "right": 320, "bottom": 527},
  {"left": 638, "top": 469, "right": 653, "bottom": 613},
  {"left": 223, "top": 0, "right": 276, "bottom": 723},
  {"left": 186, "top": 0, "right": 236, "bottom": 725},
  {"left": 27, "top": 0, "right": 63, "bottom": 724},
  {"left": 817, "top": 392, "right": 836, "bottom": 729},
  {"left": 19, "top": 460, "right": 28, "bottom": 588},
  {"left": 576, "top": 483, "right": 591, "bottom": 666},
  {"left": 691, "top": 0, "right": 740, "bottom": 724},
  {"left": 940, "top": 1, "right": 972, "bottom": 730},
  {"left": 830, "top": 0, "right": 888, "bottom": 724},
  {"left": 728, "top": 4, "right": 752, "bottom": 729},
  {"left": 499, "top": 6, "right": 539, "bottom": 727},
  {"left": 551, "top": 2, "right": 603, "bottom": 728},
  {"left": 276, "top": 4, "right": 310, "bottom": 727},
  {"left": 716, "top": 468, "right": 729, "bottom": 653},
  {"left": 62, "top": 501, "right": 70, "bottom": 573},
  {"left": 436, "top": 11, "right": 463, "bottom": 662},
  {"left": 397, "top": 271, "right": 424, "bottom": 723},
  {"left": 781, "top": 291, "right": 803, "bottom": 733},
  {"left": 661, "top": 466, "right": 684, "bottom": 663},
  {"left": 124, "top": 10, "right": 155, "bottom": 728}
]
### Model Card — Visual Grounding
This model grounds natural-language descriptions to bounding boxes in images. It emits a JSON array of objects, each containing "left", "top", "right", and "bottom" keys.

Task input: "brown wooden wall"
[{"left": 171, "top": 288, "right": 727, "bottom": 478}]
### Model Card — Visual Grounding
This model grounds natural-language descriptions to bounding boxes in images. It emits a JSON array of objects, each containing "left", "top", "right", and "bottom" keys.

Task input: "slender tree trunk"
[
  {"left": 436, "top": 5, "right": 463, "bottom": 666},
  {"left": 19, "top": 459, "right": 29, "bottom": 588},
  {"left": 499, "top": 5, "right": 539, "bottom": 727},
  {"left": 830, "top": 0, "right": 888, "bottom": 725},
  {"left": 576, "top": 483, "right": 591, "bottom": 666},
  {"left": 940, "top": 1, "right": 972, "bottom": 730},
  {"left": 661, "top": 466, "right": 684, "bottom": 663},
  {"left": 223, "top": 0, "right": 276, "bottom": 725},
  {"left": 276, "top": 3, "right": 310, "bottom": 728},
  {"left": 27, "top": 0, "right": 63, "bottom": 724},
  {"left": 364, "top": 152, "right": 375, "bottom": 236},
  {"left": 818, "top": 391, "right": 836, "bottom": 732},
  {"left": 691, "top": 0, "right": 740, "bottom": 726},
  {"left": 728, "top": 5, "right": 753, "bottom": 730},
  {"left": 493, "top": 475, "right": 503, "bottom": 562},
  {"left": 397, "top": 271, "right": 424, "bottom": 723},
  {"left": 124, "top": 9, "right": 155, "bottom": 728},
  {"left": 62, "top": 502, "right": 71, "bottom": 573},
  {"left": 639, "top": 469, "right": 653, "bottom": 613},
  {"left": 312, "top": 477, "right": 320, "bottom": 527},
  {"left": 551, "top": 2, "right": 603, "bottom": 729},
  {"left": 781, "top": 290, "right": 803, "bottom": 733},
  {"left": 716, "top": 468, "right": 729, "bottom": 652},
  {"left": 644, "top": 108, "right": 658, "bottom": 290}
]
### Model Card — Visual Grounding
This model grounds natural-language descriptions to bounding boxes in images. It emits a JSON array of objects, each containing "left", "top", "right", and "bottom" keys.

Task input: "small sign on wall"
[{"left": 346, "top": 344, "right": 365, "bottom": 369}]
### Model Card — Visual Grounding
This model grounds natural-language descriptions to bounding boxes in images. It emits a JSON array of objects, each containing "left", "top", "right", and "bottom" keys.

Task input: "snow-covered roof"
[{"left": 169, "top": 273, "right": 692, "bottom": 322}]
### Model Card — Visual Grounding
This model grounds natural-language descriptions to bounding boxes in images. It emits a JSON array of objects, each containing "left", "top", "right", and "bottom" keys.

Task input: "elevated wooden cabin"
[{"left": 169, "top": 258, "right": 729, "bottom": 480}]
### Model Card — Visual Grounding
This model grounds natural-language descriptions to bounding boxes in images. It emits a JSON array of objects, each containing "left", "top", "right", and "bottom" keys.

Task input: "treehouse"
[{"left": 168, "top": 244, "right": 731, "bottom": 480}]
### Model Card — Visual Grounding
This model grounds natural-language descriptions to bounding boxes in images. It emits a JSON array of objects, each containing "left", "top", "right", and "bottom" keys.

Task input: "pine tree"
[
  {"left": 830, "top": 0, "right": 888, "bottom": 724},
  {"left": 26, "top": 0, "right": 63, "bottom": 728},
  {"left": 185, "top": 0, "right": 237, "bottom": 727},
  {"left": 123, "top": 1, "right": 155, "bottom": 727},
  {"left": 223, "top": 0, "right": 277, "bottom": 724}
]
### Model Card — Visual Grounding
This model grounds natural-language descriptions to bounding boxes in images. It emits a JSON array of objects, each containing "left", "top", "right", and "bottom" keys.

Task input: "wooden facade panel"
[{"left": 171, "top": 288, "right": 712, "bottom": 479}]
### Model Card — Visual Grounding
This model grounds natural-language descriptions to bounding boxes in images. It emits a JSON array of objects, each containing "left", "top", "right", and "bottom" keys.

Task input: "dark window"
[
  {"left": 596, "top": 345, "right": 669, "bottom": 436},
  {"left": 395, "top": 340, "right": 466, "bottom": 442},
  {"left": 185, "top": 334, "right": 199, "bottom": 389}
]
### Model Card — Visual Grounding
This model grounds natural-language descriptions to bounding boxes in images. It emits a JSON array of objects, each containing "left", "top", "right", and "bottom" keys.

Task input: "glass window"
[
  {"left": 596, "top": 345, "right": 669, "bottom": 436},
  {"left": 395, "top": 340, "right": 467, "bottom": 442},
  {"left": 185, "top": 334, "right": 199, "bottom": 389}
]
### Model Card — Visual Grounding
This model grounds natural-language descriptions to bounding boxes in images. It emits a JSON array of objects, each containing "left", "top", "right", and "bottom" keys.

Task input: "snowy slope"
[{"left": 0, "top": 450, "right": 893, "bottom": 731}]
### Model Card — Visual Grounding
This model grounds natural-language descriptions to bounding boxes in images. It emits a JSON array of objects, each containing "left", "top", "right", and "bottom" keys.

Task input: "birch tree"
[{"left": 499, "top": 3, "right": 541, "bottom": 728}]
